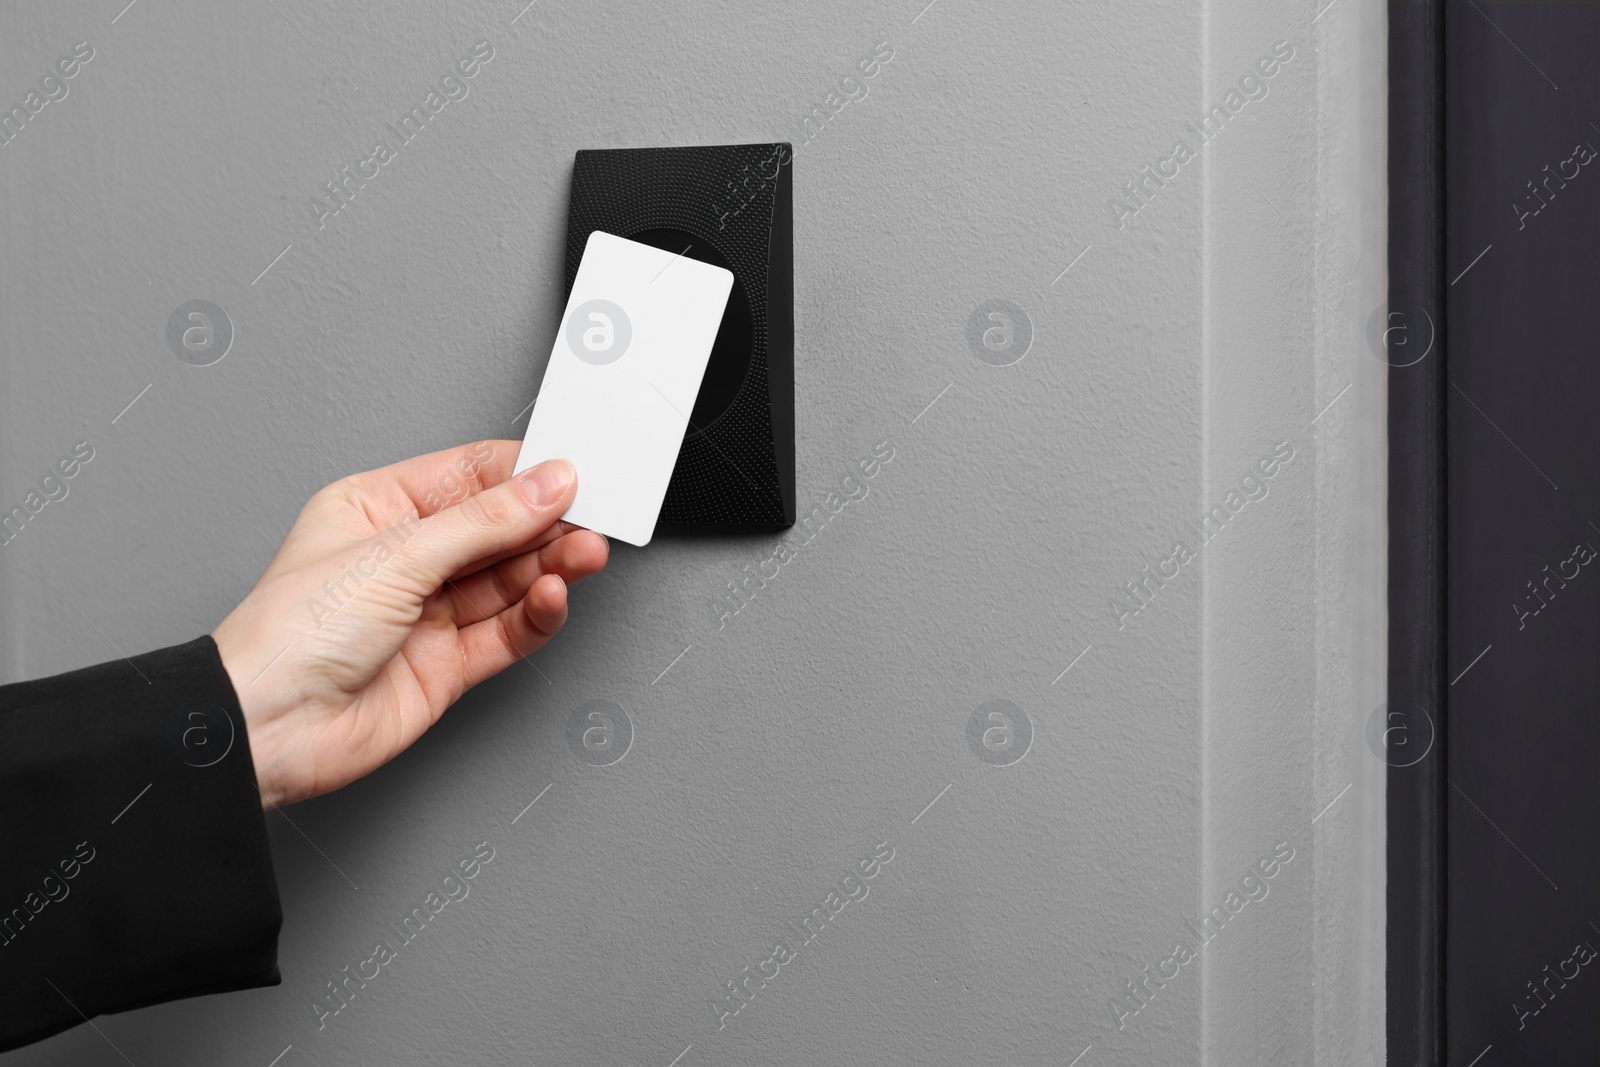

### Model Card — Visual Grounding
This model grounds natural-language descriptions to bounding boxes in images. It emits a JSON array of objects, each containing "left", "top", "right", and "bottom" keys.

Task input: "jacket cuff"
[{"left": 0, "top": 636, "right": 282, "bottom": 1052}]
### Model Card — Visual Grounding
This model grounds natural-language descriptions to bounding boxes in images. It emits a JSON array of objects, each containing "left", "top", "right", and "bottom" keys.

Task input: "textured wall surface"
[{"left": 0, "top": 0, "right": 1385, "bottom": 1064}]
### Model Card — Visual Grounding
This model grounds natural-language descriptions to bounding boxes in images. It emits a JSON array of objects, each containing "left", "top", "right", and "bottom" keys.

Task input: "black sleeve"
[{"left": 0, "top": 636, "right": 283, "bottom": 1052}]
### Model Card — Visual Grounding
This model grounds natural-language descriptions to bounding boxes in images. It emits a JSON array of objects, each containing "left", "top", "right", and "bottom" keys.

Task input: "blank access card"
[{"left": 514, "top": 230, "right": 734, "bottom": 546}]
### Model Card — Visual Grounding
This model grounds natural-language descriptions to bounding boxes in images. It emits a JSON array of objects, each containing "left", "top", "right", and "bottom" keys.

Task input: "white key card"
[{"left": 513, "top": 230, "right": 733, "bottom": 546}]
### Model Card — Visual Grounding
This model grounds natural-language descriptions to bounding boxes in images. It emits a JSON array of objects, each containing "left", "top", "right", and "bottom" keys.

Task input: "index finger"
[{"left": 353, "top": 439, "right": 522, "bottom": 519}]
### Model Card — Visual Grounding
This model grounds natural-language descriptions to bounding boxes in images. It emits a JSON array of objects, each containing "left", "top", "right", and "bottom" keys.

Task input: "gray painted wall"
[{"left": 0, "top": 0, "right": 1386, "bottom": 1064}]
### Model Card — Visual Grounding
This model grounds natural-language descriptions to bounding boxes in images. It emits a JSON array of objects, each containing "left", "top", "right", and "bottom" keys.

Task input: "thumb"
[{"left": 394, "top": 459, "right": 577, "bottom": 590}]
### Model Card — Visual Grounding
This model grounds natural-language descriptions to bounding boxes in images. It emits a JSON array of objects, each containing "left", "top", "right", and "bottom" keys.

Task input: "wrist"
[{"left": 212, "top": 619, "right": 293, "bottom": 810}]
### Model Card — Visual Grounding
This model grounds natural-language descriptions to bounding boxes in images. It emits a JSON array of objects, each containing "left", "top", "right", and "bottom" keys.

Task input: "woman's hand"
[{"left": 212, "top": 441, "right": 608, "bottom": 810}]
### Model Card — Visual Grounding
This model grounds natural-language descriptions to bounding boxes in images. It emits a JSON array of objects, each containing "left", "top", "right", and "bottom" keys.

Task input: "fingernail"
[{"left": 519, "top": 459, "right": 574, "bottom": 507}]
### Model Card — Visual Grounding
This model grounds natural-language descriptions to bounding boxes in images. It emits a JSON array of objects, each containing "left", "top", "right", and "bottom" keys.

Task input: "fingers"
[
  {"left": 458, "top": 573, "right": 569, "bottom": 689},
  {"left": 444, "top": 519, "right": 586, "bottom": 584},
  {"left": 394, "top": 459, "right": 577, "bottom": 591},
  {"left": 351, "top": 440, "right": 523, "bottom": 519},
  {"left": 443, "top": 529, "right": 609, "bottom": 626},
  {"left": 281, "top": 442, "right": 528, "bottom": 569}
]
